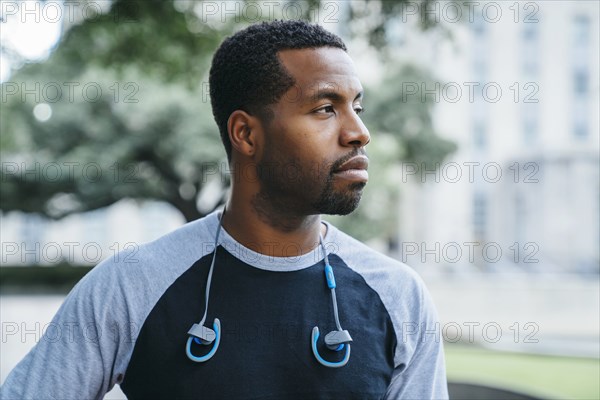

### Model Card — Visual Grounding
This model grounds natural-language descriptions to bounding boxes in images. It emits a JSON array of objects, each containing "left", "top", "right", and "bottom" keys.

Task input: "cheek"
[{"left": 267, "top": 116, "right": 338, "bottom": 167}]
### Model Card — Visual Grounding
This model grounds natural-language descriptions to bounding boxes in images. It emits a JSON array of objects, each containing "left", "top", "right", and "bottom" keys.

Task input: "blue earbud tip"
[
  {"left": 193, "top": 337, "right": 203, "bottom": 345},
  {"left": 335, "top": 344, "right": 345, "bottom": 352}
]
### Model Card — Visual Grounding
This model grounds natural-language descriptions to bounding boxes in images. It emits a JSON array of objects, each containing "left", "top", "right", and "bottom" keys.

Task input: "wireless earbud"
[
  {"left": 188, "top": 319, "right": 218, "bottom": 344},
  {"left": 310, "top": 257, "right": 353, "bottom": 368},
  {"left": 186, "top": 318, "right": 221, "bottom": 362},
  {"left": 185, "top": 210, "right": 353, "bottom": 368},
  {"left": 185, "top": 213, "right": 224, "bottom": 363},
  {"left": 324, "top": 329, "right": 353, "bottom": 350},
  {"left": 311, "top": 327, "right": 352, "bottom": 368}
]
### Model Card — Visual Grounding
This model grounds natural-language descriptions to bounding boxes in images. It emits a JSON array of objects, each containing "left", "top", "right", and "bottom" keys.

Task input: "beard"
[
  {"left": 255, "top": 148, "right": 366, "bottom": 217},
  {"left": 312, "top": 171, "right": 366, "bottom": 215}
]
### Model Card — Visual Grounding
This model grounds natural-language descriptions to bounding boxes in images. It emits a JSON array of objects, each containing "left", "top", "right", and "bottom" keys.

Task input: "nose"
[{"left": 339, "top": 109, "right": 370, "bottom": 148}]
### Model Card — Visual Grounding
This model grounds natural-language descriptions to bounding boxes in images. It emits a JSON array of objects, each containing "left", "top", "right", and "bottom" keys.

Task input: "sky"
[{"left": 1, "top": 0, "right": 64, "bottom": 82}]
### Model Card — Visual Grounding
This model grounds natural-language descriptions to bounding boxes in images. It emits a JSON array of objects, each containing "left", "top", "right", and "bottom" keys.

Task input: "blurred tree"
[
  {"left": 1, "top": 0, "right": 453, "bottom": 224},
  {"left": 1, "top": 0, "right": 231, "bottom": 221}
]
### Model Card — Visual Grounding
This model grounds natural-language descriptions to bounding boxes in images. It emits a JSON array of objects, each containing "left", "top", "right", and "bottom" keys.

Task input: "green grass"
[{"left": 445, "top": 345, "right": 600, "bottom": 400}]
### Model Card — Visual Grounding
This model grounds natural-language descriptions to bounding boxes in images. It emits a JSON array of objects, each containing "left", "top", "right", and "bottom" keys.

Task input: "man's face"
[{"left": 254, "top": 47, "right": 371, "bottom": 216}]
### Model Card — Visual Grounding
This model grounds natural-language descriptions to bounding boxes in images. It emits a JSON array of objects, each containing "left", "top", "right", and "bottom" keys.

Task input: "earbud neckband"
[{"left": 185, "top": 210, "right": 353, "bottom": 367}]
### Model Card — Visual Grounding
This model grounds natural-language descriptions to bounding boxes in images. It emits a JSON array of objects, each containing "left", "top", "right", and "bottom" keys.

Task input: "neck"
[{"left": 221, "top": 189, "right": 325, "bottom": 258}]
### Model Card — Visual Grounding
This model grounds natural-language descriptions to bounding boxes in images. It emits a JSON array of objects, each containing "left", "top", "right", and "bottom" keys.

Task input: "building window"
[
  {"left": 472, "top": 14, "right": 486, "bottom": 37},
  {"left": 472, "top": 15, "right": 488, "bottom": 82},
  {"left": 522, "top": 103, "right": 539, "bottom": 145},
  {"left": 471, "top": 15, "right": 489, "bottom": 151},
  {"left": 522, "top": 23, "right": 539, "bottom": 78},
  {"left": 473, "top": 193, "right": 487, "bottom": 240},
  {"left": 473, "top": 121, "right": 486, "bottom": 149},
  {"left": 519, "top": 22, "right": 539, "bottom": 145},
  {"left": 574, "top": 114, "right": 588, "bottom": 138},
  {"left": 573, "top": 15, "right": 590, "bottom": 44},
  {"left": 514, "top": 192, "right": 526, "bottom": 248},
  {"left": 572, "top": 15, "right": 590, "bottom": 139},
  {"left": 574, "top": 70, "right": 589, "bottom": 95}
]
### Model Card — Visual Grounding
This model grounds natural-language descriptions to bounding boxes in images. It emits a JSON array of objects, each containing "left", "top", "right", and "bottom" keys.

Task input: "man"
[{"left": 1, "top": 20, "right": 448, "bottom": 399}]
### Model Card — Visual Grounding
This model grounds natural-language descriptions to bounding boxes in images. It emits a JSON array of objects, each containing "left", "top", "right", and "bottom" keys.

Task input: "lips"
[
  {"left": 335, "top": 156, "right": 369, "bottom": 173},
  {"left": 333, "top": 156, "right": 369, "bottom": 182}
]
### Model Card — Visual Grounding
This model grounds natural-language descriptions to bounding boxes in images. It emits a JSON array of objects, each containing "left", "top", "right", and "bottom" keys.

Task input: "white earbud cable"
[{"left": 199, "top": 210, "right": 224, "bottom": 326}]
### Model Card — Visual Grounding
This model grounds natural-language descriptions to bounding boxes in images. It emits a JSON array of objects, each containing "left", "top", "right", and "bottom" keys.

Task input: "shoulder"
[
  {"left": 325, "top": 223, "right": 427, "bottom": 302},
  {"left": 324, "top": 222, "right": 440, "bottom": 366},
  {"left": 88, "top": 210, "right": 220, "bottom": 283},
  {"left": 67, "top": 211, "right": 222, "bottom": 330}
]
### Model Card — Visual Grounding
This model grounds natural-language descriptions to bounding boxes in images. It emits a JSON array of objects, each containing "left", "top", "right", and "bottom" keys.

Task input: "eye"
[
  {"left": 315, "top": 105, "right": 335, "bottom": 114},
  {"left": 354, "top": 106, "right": 365, "bottom": 115}
]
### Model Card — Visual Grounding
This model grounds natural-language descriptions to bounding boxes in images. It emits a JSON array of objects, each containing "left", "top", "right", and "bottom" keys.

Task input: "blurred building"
[
  {"left": 0, "top": 201, "right": 184, "bottom": 266},
  {"left": 395, "top": 1, "right": 599, "bottom": 273}
]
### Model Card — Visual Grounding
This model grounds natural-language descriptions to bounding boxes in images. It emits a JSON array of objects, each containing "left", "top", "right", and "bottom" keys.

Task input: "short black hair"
[{"left": 209, "top": 20, "right": 347, "bottom": 161}]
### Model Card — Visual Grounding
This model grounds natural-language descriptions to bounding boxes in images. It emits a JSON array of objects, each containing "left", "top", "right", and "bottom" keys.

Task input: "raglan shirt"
[{"left": 0, "top": 211, "right": 448, "bottom": 400}]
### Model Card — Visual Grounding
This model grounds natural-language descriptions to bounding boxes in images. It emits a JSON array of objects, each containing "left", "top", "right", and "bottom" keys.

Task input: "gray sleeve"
[
  {"left": 384, "top": 280, "right": 449, "bottom": 400},
  {"left": 0, "top": 219, "right": 211, "bottom": 400},
  {"left": 0, "top": 217, "right": 217, "bottom": 400},
  {"left": 329, "top": 227, "right": 448, "bottom": 398},
  {"left": 0, "top": 258, "right": 136, "bottom": 400}
]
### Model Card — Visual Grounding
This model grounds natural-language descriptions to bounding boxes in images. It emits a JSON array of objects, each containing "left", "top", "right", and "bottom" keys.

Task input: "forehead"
[{"left": 277, "top": 47, "right": 363, "bottom": 103}]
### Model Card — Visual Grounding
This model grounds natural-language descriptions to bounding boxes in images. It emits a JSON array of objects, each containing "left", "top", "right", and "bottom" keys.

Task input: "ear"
[{"left": 227, "top": 110, "right": 262, "bottom": 158}]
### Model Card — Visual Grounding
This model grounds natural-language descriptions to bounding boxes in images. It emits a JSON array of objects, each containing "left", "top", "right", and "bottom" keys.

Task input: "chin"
[{"left": 315, "top": 184, "right": 365, "bottom": 215}]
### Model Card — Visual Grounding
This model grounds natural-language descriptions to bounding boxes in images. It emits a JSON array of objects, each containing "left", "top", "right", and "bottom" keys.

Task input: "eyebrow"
[{"left": 310, "top": 90, "right": 363, "bottom": 103}]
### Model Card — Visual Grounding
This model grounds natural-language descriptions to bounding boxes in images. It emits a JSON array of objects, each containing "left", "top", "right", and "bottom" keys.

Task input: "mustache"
[{"left": 329, "top": 149, "right": 368, "bottom": 174}]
